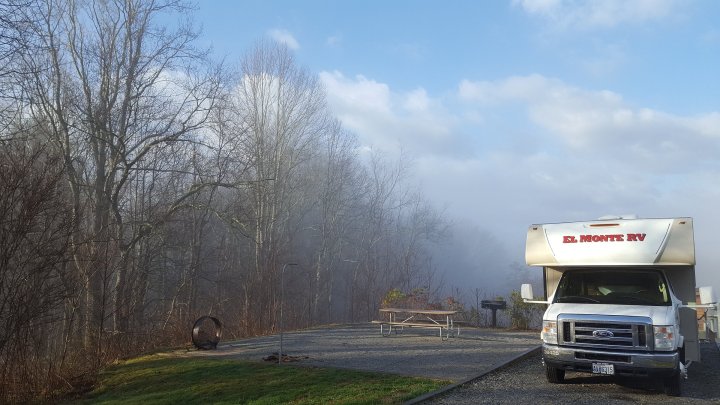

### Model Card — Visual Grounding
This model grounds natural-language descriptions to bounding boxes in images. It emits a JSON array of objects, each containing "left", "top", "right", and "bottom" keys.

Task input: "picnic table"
[{"left": 375, "top": 307, "right": 459, "bottom": 340}]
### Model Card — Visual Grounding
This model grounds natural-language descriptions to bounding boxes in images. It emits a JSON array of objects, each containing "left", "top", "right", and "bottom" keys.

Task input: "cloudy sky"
[{"left": 196, "top": 0, "right": 720, "bottom": 290}]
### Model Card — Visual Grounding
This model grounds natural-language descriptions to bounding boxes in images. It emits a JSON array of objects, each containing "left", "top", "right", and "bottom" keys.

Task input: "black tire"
[
  {"left": 663, "top": 370, "right": 681, "bottom": 397},
  {"left": 191, "top": 316, "right": 222, "bottom": 350},
  {"left": 546, "top": 364, "right": 565, "bottom": 383}
]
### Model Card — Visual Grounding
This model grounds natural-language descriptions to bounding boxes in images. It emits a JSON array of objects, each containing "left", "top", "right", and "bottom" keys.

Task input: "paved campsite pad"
[{"left": 185, "top": 324, "right": 539, "bottom": 382}]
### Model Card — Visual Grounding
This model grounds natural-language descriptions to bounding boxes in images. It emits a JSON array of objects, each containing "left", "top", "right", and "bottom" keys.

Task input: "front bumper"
[{"left": 543, "top": 344, "right": 679, "bottom": 377}]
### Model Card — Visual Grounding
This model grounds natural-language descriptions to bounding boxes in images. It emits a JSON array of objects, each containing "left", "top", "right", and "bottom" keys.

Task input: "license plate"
[{"left": 592, "top": 363, "right": 615, "bottom": 375}]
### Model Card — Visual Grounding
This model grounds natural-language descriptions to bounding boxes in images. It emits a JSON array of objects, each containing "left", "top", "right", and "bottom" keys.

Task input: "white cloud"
[
  {"left": 268, "top": 28, "right": 300, "bottom": 50},
  {"left": 321, "top": 71, "right": 392, "bottom": 114},
  {"left": 323, "top": 70, "right": 720, "bottom": 175},
  {"left": 686, "top": 112, "right": 720, "bottom": 137},
  {"left": 320, "top": 69, "right": 720, "bottom": 288},
  {"left": 403, "top": 88, "right": 430, "bottom": 112},
  {"left": 512, "top": 0, "right": 681, "bottom": 29},
  {"left": 459, "top": 74, "right": 720, "bottom": 172},
  {"left": 320, "top": 71, "right": 465, "bottom": 156},
  {"left": 459, "top": 74, "right": 553, "bottom": 103},
  {"left": 322, "top": 70, "right": 720, "bottom": 186}
]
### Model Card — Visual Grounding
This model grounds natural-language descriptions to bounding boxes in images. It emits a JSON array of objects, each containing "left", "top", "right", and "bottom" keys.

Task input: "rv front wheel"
[
  {"left": 663, "top": 369, "right": 681, "bottom": 397},
  {"left": 545, "top": 365, "right": 565, "bottom": 383}
]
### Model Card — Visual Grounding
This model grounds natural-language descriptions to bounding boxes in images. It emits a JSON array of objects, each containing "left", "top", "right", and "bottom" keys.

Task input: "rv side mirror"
[
  {"left": 699, "top": 286, "right": 717, "bottom": 305},
  {"left": 521, "top": 284, "right": 534, "bottom": 300}
]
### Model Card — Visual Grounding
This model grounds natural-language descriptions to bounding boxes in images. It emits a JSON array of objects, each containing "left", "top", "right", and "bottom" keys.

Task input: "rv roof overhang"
[{"left": 525, "top": 217, "right": 695, "bottom": 267}]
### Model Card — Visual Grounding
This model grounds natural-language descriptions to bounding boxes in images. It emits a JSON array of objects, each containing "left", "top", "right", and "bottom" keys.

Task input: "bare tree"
[
  {"left": 0, "top": 137, "right": 72, "bottom": 403},
  {"left": 0, "top": 0, "right": 458, "bottom": 396},
  {"left": 351, "top": 152, "right": 408, "bottom": 321},
  {"left": 339, "top": 151, "right": 449, "bottom": 322},
  {"left": 228, "top": 40, "right": 330, "bottom": 332},
  {"left": 0, "top": 0, "right": 34, "bottom": 74},
  {"left": 299, "top": 121, "right": 362, "bottom": 323},
  {"left": 20, "top": 0, "right": 220, "bottom": 352},
  {"left": 393, "top": 191, "right": 448, "bottom": 291},
  {"left": 0, "top": 1, "right": 38, "bottom": 134}
]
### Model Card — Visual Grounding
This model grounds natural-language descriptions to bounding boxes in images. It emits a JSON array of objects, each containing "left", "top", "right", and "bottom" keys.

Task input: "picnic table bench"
[{"left": 373, "top": 308, "right": 459, "bottom": 340}]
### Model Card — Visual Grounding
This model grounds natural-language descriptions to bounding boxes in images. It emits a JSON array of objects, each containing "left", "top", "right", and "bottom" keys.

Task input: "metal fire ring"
[{"left": 192, "top": 316, "right": 222, "bottom": 350}]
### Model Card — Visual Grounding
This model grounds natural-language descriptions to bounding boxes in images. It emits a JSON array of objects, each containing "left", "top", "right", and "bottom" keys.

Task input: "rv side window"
[{"left": 554, "top": 269, "right": 670, "bottom": 306}]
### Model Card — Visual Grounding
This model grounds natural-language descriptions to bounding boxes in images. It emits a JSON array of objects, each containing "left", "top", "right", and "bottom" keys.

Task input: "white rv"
[{"left": 521, "top": 217, "right": 716, "bottom": 396}]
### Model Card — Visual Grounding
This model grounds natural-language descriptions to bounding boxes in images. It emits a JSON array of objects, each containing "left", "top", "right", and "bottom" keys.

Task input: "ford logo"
[{"left": 593, "top": 330, "right": 614, "bottom": 338}]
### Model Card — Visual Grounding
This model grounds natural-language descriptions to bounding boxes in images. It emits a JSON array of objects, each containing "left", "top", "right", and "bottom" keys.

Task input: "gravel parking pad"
[
  {"left": 186, "top": 323, "right": 539, "bottom": 382},
  {"left": 185, "top": 324, "right": 720, "bottom": 403},
  {"left": 425, "top": 341, "right": 720, "bottom": 404}
]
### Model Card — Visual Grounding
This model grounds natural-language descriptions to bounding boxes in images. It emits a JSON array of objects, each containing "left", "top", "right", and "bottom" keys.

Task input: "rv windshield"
[{"left": 554, "top": 269, "right": 671, "bottom": 306}]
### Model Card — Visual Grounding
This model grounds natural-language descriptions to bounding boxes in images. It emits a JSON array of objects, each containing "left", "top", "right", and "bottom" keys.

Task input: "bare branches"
[
  {"left": 0, "top": 5, "right": 451, "bottom": 401},
  {"left": 0, "top": 138, "right": 73, "bottom": 403}
]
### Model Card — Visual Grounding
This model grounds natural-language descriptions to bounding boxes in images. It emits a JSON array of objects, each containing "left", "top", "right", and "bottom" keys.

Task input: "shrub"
[
  {"left": 508, "top": 290, "right": 542, "bottom": 329},
  {"left": 381, "top": 289, "right": 407, "bottom": 308}
]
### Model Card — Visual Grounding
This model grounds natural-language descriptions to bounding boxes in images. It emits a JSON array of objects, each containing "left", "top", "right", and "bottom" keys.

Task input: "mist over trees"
[
  {"left": 0, "top": 1, "right": 543, "bottom": 402},
  {"left": 0, "top": 0, "right": 513, "bottom": 401}
]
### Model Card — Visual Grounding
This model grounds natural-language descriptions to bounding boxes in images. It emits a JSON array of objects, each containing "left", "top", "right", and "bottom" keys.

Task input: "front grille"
[
  {"left": 559, "top": 314, "right": 652, "bottom": 351},
  {"left": 575, "top": 352, "right": 631, "bottom": 363}
]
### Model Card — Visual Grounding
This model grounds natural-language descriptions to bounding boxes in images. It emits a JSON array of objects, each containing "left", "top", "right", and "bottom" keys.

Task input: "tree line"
[{"left": 0, "top": 0, "right": 448, "bottom": 401}]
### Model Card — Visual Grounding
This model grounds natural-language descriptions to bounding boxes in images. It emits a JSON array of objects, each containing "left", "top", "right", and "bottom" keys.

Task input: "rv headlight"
[
  {"left": 541, "top": 321, "right": 558, "bottom": 345},
  {"left": 654, "top": 326, "right": 675, "bottom": 351}
]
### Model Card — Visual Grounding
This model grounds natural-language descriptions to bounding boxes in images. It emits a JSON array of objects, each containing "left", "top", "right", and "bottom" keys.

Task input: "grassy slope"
[{"left": 70, "top": 354, "right": 448, "bottom": 404}]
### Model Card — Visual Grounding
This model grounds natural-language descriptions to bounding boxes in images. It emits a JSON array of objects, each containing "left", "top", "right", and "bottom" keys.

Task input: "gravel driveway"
[
  {"left": 186, "top": 324, "right": 720, "bottom": 403},
  {"left": 424, "top": 341, "right": 720, "bottom": 404},
  {"left": 187, "top": 323, "right": 539, "bottom": 382}
]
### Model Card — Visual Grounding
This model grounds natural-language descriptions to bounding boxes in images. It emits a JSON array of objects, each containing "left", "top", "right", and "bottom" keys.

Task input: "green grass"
[{"left": 68, "top": 354, "right": 448, "bottom": 404}]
